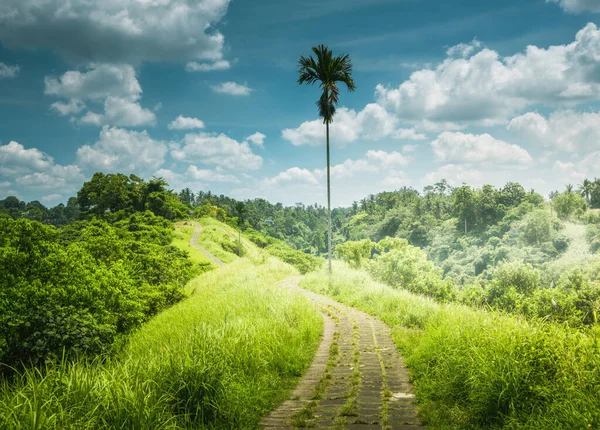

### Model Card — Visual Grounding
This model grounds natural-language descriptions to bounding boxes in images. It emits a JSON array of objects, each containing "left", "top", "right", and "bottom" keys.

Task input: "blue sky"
[{"left": 1, "top": 0, "right": 600, "bottom": 206}]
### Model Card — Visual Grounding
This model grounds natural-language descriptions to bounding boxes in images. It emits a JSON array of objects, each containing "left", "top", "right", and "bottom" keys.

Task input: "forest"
[{"left": 1, "top": 173, "right": 600, "bottom": 428}]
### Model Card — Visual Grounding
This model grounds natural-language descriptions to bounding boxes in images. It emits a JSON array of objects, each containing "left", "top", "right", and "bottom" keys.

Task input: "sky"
[{"left": 1, "top": 0, "right": 600, "bottom": 207}]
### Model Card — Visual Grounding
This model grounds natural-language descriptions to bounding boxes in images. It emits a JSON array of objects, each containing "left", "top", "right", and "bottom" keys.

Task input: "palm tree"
[
  {"left": 234, "top": 201, "right": 246, "bottom": 256},
  {"left": 579, "top": 179, "right": 593, "bottom": 205},
  {"left": 298, "top": 45, "right": 355, "bottom": 274},
  {"left": 566, "top": 184, "right": 574, "bottom": 194}
]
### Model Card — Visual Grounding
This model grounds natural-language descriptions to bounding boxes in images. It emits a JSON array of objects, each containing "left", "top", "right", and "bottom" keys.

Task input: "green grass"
[
  {"left": 196, "top": 217, "right": 264, "bottom": 264},
  {"left": 0, "top": 258, "right": 323, "bottom": 429},
  {"left": 171, "top": 222, "right": 217, "bottom": 268},
  {"left": 301, "top": 262, "right": 600, "bottom": 429}
]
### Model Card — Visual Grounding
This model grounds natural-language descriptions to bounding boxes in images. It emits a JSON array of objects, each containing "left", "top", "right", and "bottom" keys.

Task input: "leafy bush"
[
  {"left": 265, "top": 243, "right": 322, "bottom": 274},
  {"left": 0, "top": 216, "right": 202, "bottom": 371}
]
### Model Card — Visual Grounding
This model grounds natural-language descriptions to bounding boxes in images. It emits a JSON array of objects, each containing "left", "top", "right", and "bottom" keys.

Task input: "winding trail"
[
  {"left": 261, "top": 277, "right": 424, "bottom": 429},
  {"left": 184, "top": 224, "right": 423, "bottom": 428},
  {"left": 189, "top": 221, "right": 225, "bottom": 267}
]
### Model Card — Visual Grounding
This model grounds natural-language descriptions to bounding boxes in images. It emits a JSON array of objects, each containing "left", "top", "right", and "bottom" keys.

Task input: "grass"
[
  {"left": 172, "top": 222, "right": 217, "bottom": 268},
  {"left": 301, "top": 262, "right": 600, "bottom": 429},
  {"left": 196, "top": 217, "right": 264, "bottom": 264},
  {"left": 0, "top": 258, "right": 323, "bottom": 429}
]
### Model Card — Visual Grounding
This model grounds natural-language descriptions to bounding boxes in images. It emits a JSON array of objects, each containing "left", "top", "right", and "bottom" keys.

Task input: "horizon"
[{"left": 2, "top": 0, "right": 600, "bottom": 207}]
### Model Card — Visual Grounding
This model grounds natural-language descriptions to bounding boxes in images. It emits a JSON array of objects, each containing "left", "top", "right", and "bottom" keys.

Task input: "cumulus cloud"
[
  {"left": 76, "top": 126, "right": 168, "bottom": 173},
  {"left": 431, "top": 132, "right": 533, "bottom": 165},
  {"left": 168, "top": 116, "right": 206, "bottom": 130},
  {"left": 45, "top": 64, "right": 141, "bottom": 101},
  {"left": 508, "top": 109, "right": 600, "bottom": 152},
  {"left": 45, "top": 64, "right": 155, "bottom": 126},
  {"left": 79, "top": 97, "right": 156, "bottom": 127},
  {"left": 446, "top": 39, "right": 482, "bottom": 58},
  {"left": 0, "top": 141, "right": 84, "bottom": 193},
  {"left": 265, "top": 149, "right": 410, "bottom": 186},
  {"left": 246, "top": 132, "right": 266, "bottom": 147},
  {"left": 211, "top": 82, "right": 252, "bottom": 96},
  {"left": 0, "top": 63, "right": 19, "bottom": 79},
  {"left": 547, "top": 0, "right": 600, "bottom": 13},
  {"left": 0, "top": 0, "right": 231, "bottom": 64},
  {"left": 0, "top": 141, "right": 55, "bottom": 175},
  {"left": 282, "top": 103, "right": 426, "bottom": 146},
  {"left": 50, "top": 100, "right": 86, "bottom": 116},
  {"left": 171, "top": 133, "right": 262, "bottom": 170},
  {"left": 186, "top": 165, "right": 239, "bottom": 183},
  {"left": 186, "top": 60, "right": 231, "bottom": 72},
  {"left": 422, "top": 164, "right": 485, "bottom": 186},
  {"left": 376, "top": 23, "right": 600, "bottom": 127}
]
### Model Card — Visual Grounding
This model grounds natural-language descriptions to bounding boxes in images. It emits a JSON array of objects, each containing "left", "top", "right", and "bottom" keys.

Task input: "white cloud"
[
  {"left": 41, "top": 193, "right": 63, "bottom": 203},
  {"left": 50, "top": 99, "right": 86, "bottom": 116},
  {"left": 46, "top": 64, "right": 156, "bottom": 127},
  {"left": 0, "top": 0, "right": 231, "bottom": 64},
  {"left": 508, "top": 109, "right": 600, "bottom": 152},
  {"left": 79, "top": 97, "right": 156, "bottom": 127},
  {"left": 211, "top": 82, "right": 252, "bottom": 96},
  {"left": 246, "top": 132, "right": 266, "bottom": 147},
  {"left": 0, "top": 141, "right": 84, "bottom": 193},
  {"left": 422, "top": 164, "right": 485, "bottom": 186},
  {"left": 186, "top": 165, "right": 239, "bottom": 183},
  {"left": 547, "top": 0, "right": 600, "bottom": 13},
  {"left": 168, "top": 115, "right": 206, "bottom": 130},
  {"left": 431, "top": 131, "right": 533, "bottom": 165},
  {"left": 76, "top": 126, "right": 168, "bottom": 173},
  {"left": 402, "top": 144, "right": 418, "bottom": 153},
  {"left": 376, "top": 23, "right": 600, "bottom": 127},
  {"left": 0, "top": 63, "right": 19, "bottom": 79},
  {"left": 171, "top": 132, "right": 262, "bottom": 170},
  {"left": 0, "top": 141, "right": 54, "bottom": 175},
  {"left": 446, "top": 39, "right": 482, "bottom": 58},
  {"left": 553, "top": 160, "right": 586, "bottom": 183},
  {"left": 282, "top": 104, "right": 426, "bottom": 147},
  {"left": 45, "top": 64, "right": 141, "bottom": 101},
  {"left": 265, "top": 167, "right": 319, "bottom": 186},
  {"left": 186, "top": 60, "right": 231, "bottom": 72}
]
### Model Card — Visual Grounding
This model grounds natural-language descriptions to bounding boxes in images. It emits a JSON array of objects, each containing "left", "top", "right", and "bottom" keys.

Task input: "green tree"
[
  {"left": 552, "top": 192, "right": 587, "bottom": 219},
  {"left": 234, "top": 201, "right": 247, "bottom": 256},
  {"left": 298, "top": 44, "right": 355, "bottom": 274}
]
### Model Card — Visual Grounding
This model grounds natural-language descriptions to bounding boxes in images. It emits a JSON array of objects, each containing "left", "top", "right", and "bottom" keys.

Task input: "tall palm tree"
[
  {"left": 298, "top": 44, "right": 355, "bottom": 274},
  {"left": 234, "top": 201, "right": 246, "bottom": 256},
  {"left": 566, "top": 184, "right": 574, "bottom": 194}
]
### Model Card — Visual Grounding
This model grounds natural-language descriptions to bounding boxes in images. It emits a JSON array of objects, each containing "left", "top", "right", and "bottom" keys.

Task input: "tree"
[
  {"left": 234, "top": 201, "right": 246, "bottom": 256},
  {"left": 298, "top": 44, "right": 356, "bottom": 274},
  {"left": 579, "top": 179, "right": 593, "bottom": 205}
]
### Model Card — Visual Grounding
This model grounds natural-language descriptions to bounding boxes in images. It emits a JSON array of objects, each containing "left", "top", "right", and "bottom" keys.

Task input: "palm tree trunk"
[{"left": 326, "top": 121, "right": 332, "bottom": 275}]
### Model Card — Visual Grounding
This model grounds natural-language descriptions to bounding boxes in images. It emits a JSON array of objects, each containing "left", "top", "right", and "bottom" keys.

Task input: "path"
[
  {"left": 189, "top": 222, "right": 225, "bottom": 267},
  {"left": 555, "top": 221, "right": 594, "bottom": 266},
  {"left": 261, "top": 277, "right": 424, "bottom": 429}
]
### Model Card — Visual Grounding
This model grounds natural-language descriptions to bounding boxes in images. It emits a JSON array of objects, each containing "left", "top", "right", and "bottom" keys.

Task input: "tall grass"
[
  {"left": 301, "top": 263, "right": 600, "bottom": 429},
  {"left": 171, "top": 222, "right": 217, "bottom": 268},
  {"left": 0, "top": 258, "right": 323, "bottom": 429},
  {"left": 196, "top": 218, "right": 263, "bottom": 264}
]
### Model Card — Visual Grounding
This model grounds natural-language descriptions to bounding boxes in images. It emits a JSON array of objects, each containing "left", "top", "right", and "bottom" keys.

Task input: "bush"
[{"left": 265, "top": 243, "right": 322, "bottom": 274}]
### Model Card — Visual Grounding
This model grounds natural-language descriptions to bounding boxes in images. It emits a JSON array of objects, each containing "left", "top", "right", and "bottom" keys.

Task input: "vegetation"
[
  {"left": 0, "top": 259, "right": 323, "bottom": 429},
  {"left": 301, "top": 263, "right": 600, "bottom": 429},
  {"left": 297, "top": 44, "right": 356, "bottom": 273},
  {"left": 0, "top": 211, "right": 206, "bottom": 373}
]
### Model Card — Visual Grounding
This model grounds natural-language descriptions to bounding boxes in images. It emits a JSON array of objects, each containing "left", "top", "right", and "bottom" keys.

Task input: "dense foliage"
[{"left": 0, "top": 205, "right": 204, "bottom": 374}]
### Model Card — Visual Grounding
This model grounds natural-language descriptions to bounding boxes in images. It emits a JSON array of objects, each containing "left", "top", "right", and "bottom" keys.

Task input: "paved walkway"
[
  {"left": 261, "top": 277, "right": 425, "bottom": 430},
  {"left": 189, "top": 222, "right": 225, "bottom": 267}
]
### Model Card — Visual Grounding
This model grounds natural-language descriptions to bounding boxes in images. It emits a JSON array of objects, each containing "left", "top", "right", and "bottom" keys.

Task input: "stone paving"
[{"left": 260, "top": 277, "right": 425, "bottom": 430}]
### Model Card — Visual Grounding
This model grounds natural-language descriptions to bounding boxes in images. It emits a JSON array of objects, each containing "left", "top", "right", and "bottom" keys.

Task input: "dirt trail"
[
  {"left": 261, "top": 277, "right": 424, "bottom": 430},
  {"left": 189, "top": 222, "right": 225, "bottom": 267}
]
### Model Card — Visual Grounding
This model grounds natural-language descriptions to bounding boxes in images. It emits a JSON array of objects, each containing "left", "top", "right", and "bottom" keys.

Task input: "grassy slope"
[
  {"left": 196, "top": 217, "right": 263, "bottom": 264},
  {"left": 301, "top": 262, "right": 600, "bottom": 429},
  {"left": 0, "top": 229, "right": 323, "bottom": 429},
  {"left": 172, "top": 222, "right": 217, "bottom": 268}
]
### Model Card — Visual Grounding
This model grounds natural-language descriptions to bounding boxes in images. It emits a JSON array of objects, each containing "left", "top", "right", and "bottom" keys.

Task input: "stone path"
[
  {"left": 189, "top": 222, "right": 225, "bottom": 267},
  {"left": 261, "top": 277, "right": 424, "bottom": 430}
]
